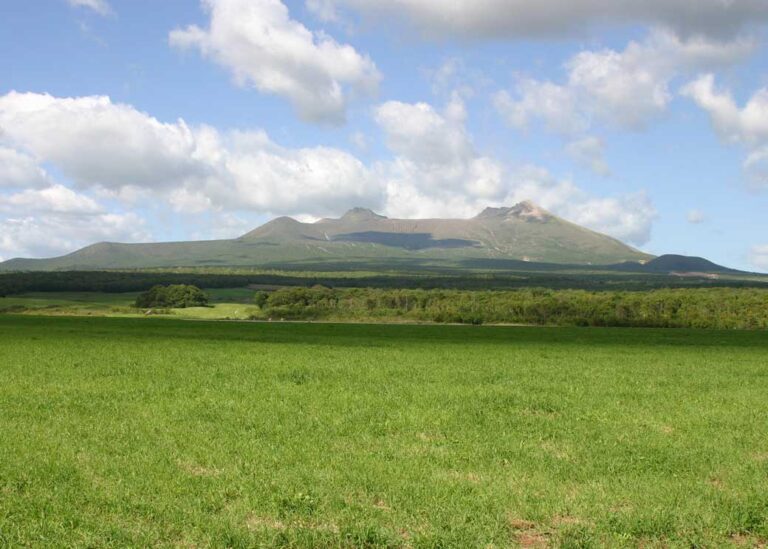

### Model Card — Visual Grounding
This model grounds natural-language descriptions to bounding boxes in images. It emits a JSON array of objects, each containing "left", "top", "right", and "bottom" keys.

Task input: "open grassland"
[
  {"left": 1, "top": 317, "right": 767, "bottom": 547},
  {"left": 0, "top": 289, "right": 259, "bottom": 320}
]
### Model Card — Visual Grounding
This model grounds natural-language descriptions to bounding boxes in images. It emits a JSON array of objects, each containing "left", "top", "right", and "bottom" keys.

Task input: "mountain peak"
[
  {"left": 475, "top": 201, "right": 551, "bottom": 221},
  {"left": 341, "top": 207, "right": 387, "bottom": 221},
  {"left": 509, "top": 200, "right": 551, "bottom": 221}
]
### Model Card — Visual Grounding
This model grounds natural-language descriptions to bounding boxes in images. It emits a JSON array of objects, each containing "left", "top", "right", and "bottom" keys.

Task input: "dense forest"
[
  {"left": 2, "top": 268, "right": 767, "bottom": 295},
  {"left": 254, "top": 286, "right": 768, "bottom": 330}
]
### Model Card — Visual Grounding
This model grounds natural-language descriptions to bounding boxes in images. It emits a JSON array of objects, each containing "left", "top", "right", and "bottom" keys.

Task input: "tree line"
[
  {"left": 253, "top": 286, "right": 768, "bottom": 330},
  {"left": 2, "top": 269, "right": 767, "bottom": 296}
]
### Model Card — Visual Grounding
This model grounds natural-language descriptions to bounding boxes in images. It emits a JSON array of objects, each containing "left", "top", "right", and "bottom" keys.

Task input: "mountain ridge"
[{"left": 0, "top": 202, "right": 737, "bottom": 273}]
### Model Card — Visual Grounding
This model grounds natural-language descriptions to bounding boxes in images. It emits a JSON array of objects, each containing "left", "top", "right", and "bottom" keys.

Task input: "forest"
[
  {"left": 254, "top": 286, "right": 768, "bottom": 329},
  {"left": 2, "top": 268, "right": 767, "bottom": 296}
]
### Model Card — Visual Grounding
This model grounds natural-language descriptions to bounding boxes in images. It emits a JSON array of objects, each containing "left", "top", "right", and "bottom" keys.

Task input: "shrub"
[
  {"left": 253, "top": 290, "right": 269, "bottom": 308},
  {"left": 135, "top": 285, "right": 209, "bottom": 309}
]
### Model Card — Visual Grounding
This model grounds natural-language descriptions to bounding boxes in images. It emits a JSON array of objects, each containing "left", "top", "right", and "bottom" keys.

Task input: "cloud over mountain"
[
  {"left": 373, "top": 97, "right": 655, "bottom": 244},
  {"left": 0, "top": 89, "right": 657, "bottom": 259}
]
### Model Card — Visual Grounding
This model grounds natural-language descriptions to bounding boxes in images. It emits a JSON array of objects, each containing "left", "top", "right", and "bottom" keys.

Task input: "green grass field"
[
  {"left": 1, "top": 316, "right": 767, "bottom": 547},
  {"left": 0, "top": 289, "right": 260, "bottom": 320}
]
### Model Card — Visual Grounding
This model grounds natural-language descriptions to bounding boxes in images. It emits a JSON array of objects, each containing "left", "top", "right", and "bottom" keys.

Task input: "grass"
[
  {"left": 0, "top": 316, "right": 767, "bottom": 547},
  {"left": 0, "top": 289, "right": 259, "bottom": 319}
]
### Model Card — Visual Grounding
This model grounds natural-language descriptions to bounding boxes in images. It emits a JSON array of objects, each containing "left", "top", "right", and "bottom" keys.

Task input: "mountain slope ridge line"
[{"left": 0, "top": 201, "right": 710, "bottom": 272}]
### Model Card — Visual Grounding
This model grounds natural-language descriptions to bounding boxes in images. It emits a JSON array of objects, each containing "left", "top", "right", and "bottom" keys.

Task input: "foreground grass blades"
[{"left": 0, "top": 316, "right": 767, "bottom": 547}]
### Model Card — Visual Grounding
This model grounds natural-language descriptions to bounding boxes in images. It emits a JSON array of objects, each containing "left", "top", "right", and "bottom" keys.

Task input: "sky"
[{"left": 1, "top": 0, "right": 768, "bottom": 271}]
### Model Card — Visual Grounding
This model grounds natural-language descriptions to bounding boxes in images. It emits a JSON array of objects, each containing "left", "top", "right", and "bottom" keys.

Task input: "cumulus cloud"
[
  {"left": 214, "top": 130, "right": 382, "bottom": 215},
  {"left": 566, "top": 136, "right": 610, "bottom": 176},
  {"left": 170, "top": 0, "right": 380, "bottom": 124},
  {"left": 495, "top": 29, "right": 755, "bottom": 135},
  {"left": 749, "top": 245, "right": 768, "bottom": 271},
  {"left": 308, "top": 0, "right": 768, "bottom": 39},
  {"left": 682, "top": 75, "right": 768, "bottom": 189},
  {"left": 0, "top": 92, "right": 209, "bottom": 190},
  {"left": 374, "top": 98, "right": 655, "bottom": 244},
  {"left": 0, "top": 144, "right": 148, "bottom": 258},
  {"left": 687, "top": 209, "right": 706, "bottom": 224},
  {"left": 494, "top": 79, "right": 586, "bottom": 135},
  {"left": 0, "top": 147, "right": 50, "bottom": 189},
  {"left": 744, "top": 147, "right": 768, "bottom": 188},
  {"left": 0, "top": 185, "right": 102, "bottom": 215},
  {"left": 66, "top": 0, "right": 111, "bottom": 16},
  {"left": 558, "top": 189, "right": 656, "bottom": 245},
  {"left": 0, "top": 91, "right": 383, "bottom": 221},
  {"left": 0, "top": 212, "right": 148, "bottom": 260},
  {"left": 682, "top": 75, "right": 768, "bottom": 144},
  {"left": 375, "top": 97, "right": 506, "bottom": 205}
]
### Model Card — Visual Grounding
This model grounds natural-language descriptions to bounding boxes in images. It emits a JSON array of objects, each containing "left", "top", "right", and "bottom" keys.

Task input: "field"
[
  {"left": 1, "top": 316, "right": 767, "bottom": 547},
  {"left": 0, "top": 289, "right": 260, "bottom": 320}
]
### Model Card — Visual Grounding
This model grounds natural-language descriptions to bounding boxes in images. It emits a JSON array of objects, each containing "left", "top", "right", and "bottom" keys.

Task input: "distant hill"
[
  {"left": 610, "top": 255, "right": 745, "bottom": 275},
  {"left": 0, "top": 202, "right": 655, "bottom": 271}
]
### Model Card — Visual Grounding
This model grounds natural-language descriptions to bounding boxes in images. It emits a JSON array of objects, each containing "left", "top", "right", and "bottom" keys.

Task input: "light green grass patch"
[
  {"left": 171, "top": 303, "right": 260, "bottom": 320},
  {"left": 0, "top": 289, "right": 260, "bottom": 319},
  {"left": 0, "top": 317, "right": 767, "bottom": 547}
]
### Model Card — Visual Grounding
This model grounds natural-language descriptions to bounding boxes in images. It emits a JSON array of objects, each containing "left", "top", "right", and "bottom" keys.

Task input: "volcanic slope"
[{"left": 0, "top": 202, "right": 652, "bottom": 271}]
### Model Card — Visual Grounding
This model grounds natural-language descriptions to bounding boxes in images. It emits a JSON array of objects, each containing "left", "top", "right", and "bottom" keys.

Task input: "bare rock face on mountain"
[{"left": 0, "top": 202, "right": 653, "bottom": 271}]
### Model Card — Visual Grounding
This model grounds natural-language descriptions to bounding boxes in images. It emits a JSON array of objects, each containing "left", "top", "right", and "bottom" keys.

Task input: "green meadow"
[
  {"left": 1, "top": 316, "right": 767, "bottom": 547},
  {"left": 0, "top": 289, "right": 260, "bottom": 320}
]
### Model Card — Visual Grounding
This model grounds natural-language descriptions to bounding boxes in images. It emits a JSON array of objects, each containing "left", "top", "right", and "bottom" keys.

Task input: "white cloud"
[
  {"left": 376, "top": 97, "right": 471, "bottom": 166},
  {"left": 494, "top": 80, "right": 586, "bottom": 135},
  {"left": 749, "top": 245, "right": 768, "bottom": 271},
  {"left": 0, "top": 147, "right": 50, "bottom": 189},
  {"left": 0, "top": 212, "right": 148, "bottom": 260},
  {"left": 0, "top": 91, "right": 382, "bottom": 219},
  {"left": 170, "top": 0, "right": 380, "bottom": 124},
  {"left": 430, "top": 58, "right": 462, "bottom": 94},
  {"left": 66, "top": 0, "right": 111, "bottom": 16},
  {"left": 744, "top": 147, "right": 768, "bottom": 188},
  {"left": 0, "top": 141, "right": 149, "bottom": 258},
  {"left": 687, "top": 209, "right": 706, "bottom": 224},
  {"left": 566, "top": 136, "right": 610, "bottom": 176},
  {"left": 308, "top": 0, "right": 768, "bottom": 39},
  {"left": 216, "top": 131, "right": 382, "bottom": 215},
  {"left": 559, "top": 190, "right": 656, "bottom": 245},
  {"left": 682, "top": 74, "right": 768, "bottom": 145},
  {"left": 0, "top": 185, "right": 102, "bottom": 215},
  {"left": 495, "top": 30, "right": 755, "bottom": 135},
  {"left": 375, "top": 97, "right": 505, "bottom": 203},
  {"left": 426, "top": 58, "right": 485, "bottom": 99},
  {"left": 682, "top": 75, "right": 768, "bottom": 189},
  {"left": 0, "top": 92, "right": 210, "bottom": 190},
  {"left": 350, "top": 131, "right": 368, "bottom": 151}
]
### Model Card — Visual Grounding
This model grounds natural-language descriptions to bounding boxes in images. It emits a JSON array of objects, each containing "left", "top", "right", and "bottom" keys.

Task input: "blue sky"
[{"left": 1, "top": 0, "right": 767, "bottom": 271}]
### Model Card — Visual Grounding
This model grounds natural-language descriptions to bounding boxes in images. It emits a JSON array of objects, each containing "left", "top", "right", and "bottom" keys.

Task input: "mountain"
[
  {"left": 610, "top": 255, "right": 744, "bottom": 275},
  {"left": 0, "top": 201, "right": 654, "bottom": 271}
]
